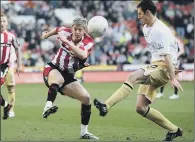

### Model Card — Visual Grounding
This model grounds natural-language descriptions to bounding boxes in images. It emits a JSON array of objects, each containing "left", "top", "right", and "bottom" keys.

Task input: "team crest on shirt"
[
  {"left": 157, "top": 43, "right": 163, "bottom": 49},
  {"left": 147, "top": 42, "right": 155, "bottom": 49},
  {"left": 147, "top": 41, "right": 163, "bottom": 51}
]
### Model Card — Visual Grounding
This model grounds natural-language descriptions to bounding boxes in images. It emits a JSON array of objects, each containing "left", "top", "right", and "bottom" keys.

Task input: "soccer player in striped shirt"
[
  {"left": 1, "top": 13, "right": 21, "bottom": 119},
  {"left": 41, "top": 17, "right": 98, "bottom": 140}
]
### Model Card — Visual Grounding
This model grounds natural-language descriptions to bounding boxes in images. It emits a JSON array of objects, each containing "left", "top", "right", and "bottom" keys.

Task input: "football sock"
[
  {"left": 47, "top": 83, "right": 60, "bottom": 103},
  {"left": 45, "top": 101, "right": 53, "bottom": 109},
  {"left": 105, "top": 82, "right": 133, "bottom": 110},
  {"left": 160, "top": 86, "right": 164, "bottom": 93},
  {"left": 44, "top": 84, "right": 60, "bottom": 110},
  {"left": 81, "top": 104, "right": 91, "bottom": 125},
  {"left": 144, "top": 107, "right": 178, "bottom": 132},
  {"left": 174, "top": 87, "right": 178, "bottom": 95},
  {"left": 81, "top": 124, "right": 88, "bottom": 136},
  {"left": 81, "top": 104, "right": 91, "bottom": 135},
  {"left": 4, "top": 101, "right": 8, "bottom": 107}
]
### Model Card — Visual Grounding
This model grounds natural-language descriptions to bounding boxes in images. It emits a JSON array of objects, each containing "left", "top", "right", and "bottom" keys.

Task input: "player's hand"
[
  {"left": 57, "top": 34, "right": 69, "bottom": 44},
  {"left": 77, "top": 62, "right": 90, "bottom": 70},
  {"left": 83, "top": 62, "right": 90, "bottom": 68},
  {"left": 16, "top": 65, "right": 22, "bottom": 76},
  {"left": 175, "top": 69, "right": 182, "bottom": 75},
  {"left": 170, "top": 78, "right": 183, "bottom": 92},
  {"left": 41, "top": 31, "right": 48, "bottom": 39},
  {"left": 73, "top": 62, "right": 90, "bottom": 72}
]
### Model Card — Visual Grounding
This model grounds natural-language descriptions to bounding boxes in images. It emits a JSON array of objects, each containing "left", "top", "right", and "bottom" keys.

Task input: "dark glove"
[{"left": 73, "top": 62, "right": 89, "bottom": 72}]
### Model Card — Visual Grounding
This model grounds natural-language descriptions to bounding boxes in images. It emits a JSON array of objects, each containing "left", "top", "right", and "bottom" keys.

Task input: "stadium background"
[
  {"left": 1, "top": 0, "right": 194, "bottom": 141},
  {"left": 1, "top": 0, "right": 194, "bottom": 83}
]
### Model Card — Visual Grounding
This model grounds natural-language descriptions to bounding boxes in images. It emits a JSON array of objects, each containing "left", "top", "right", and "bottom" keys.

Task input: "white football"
[{"left": 87, "top": 16, "right": 108, "bottom": 38}]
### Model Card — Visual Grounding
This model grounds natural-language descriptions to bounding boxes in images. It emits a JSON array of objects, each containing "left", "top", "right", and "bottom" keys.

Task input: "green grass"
[{"left": 1, "top": 82, "right": 194, "bottom": 141}]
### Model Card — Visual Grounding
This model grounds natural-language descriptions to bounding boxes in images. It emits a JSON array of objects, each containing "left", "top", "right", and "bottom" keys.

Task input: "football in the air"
[{"left": 87, "top": 16, "right": 108, "bottom": 38}]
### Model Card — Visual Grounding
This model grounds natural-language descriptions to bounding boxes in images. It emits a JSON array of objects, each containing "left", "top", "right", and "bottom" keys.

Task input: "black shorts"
[{"left": 43, "top": 62, "right": 77, "bottom": 94}]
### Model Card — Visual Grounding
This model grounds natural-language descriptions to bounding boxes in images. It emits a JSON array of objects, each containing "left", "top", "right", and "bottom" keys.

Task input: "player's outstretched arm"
[
  {"left": 41, "top": 27, "right": 66, "bottom": 39},
  {"left": 41, "top": 28, "right": 57, "bottom": 39},
  {"left": 57, "top": 34, "right": 89, "bottom": 59},
  {"left": 164, "top": 54, "right": 183, "bottom": 91}
]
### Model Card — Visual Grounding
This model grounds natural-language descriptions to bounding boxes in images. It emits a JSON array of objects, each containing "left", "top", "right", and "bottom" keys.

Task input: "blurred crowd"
[{"left": 1, "top": 0, "right": 194, "bottom": 68}]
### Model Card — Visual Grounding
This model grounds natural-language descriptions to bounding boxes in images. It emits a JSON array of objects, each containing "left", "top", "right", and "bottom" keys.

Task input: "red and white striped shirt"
[
  {"left": 0, "top": 31, "right": 20, "bottom": 65},
  {"left": 51, "top": 27, "right": 94, "bottom": 73}
]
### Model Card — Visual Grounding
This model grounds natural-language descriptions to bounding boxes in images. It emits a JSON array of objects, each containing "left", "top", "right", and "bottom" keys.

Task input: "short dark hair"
[{"left": 137, "top": 0, "right": 157, "bottom": 15}]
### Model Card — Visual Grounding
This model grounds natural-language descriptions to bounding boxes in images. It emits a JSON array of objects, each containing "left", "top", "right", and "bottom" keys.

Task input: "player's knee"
[
  {"left": 49, "top": 84, "right": 60, "bottom": 95},
  {"left": 136, "top": 105, "right": 147, "bottom": 115},
  {"left": 7, "top": 86, "right": 15, "bottom": 93},
  {"left": 127, "top": 74, "right": 135, "bottom": 83},
  {"left": 127, "top": 70, "right": 145, "bottom": 85},
  {"left": 82, "top": 94, "right": 90, "bottom": 105},
  {"left": 127, "top": 72, "right": 140, "bottom": 85},
  {"left": 49, "top": 78, "right": 64, "bottom": 86}
]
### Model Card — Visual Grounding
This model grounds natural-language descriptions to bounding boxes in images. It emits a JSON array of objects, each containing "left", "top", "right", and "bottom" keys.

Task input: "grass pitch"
[{"left": 1, "top": 82, "right": 194, "bottom": 141}]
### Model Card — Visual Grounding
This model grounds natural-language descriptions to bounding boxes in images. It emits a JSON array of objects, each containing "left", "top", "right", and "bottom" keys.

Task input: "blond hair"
[{"left": 73, "top": 17, "right": 87, "bottom": 29}]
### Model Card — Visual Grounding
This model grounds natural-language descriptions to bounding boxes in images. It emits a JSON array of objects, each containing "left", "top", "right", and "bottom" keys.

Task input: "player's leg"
[
  {"left": 46, "top": 69, "right": 63, "bottom": 106},
  {"left": 5, "top": 67, "right": 16, "bottom": 117},
  {"left": 1, "top": 66, "right": 13, "bottom": 119},
  {"left": 94, "top": 69, "right": 146, "bottom": 116},
  {"left": 136, "top": 63, "right": 183, "bottom": 141},
  {"left": 137, "top": 85, "right": 178, "bottom": 131},
  {"left": 61, "top": 81, "right": 99, "bottom": 140},
  {"left": 169, "top": 87, "right": 179, "bottom": 99},
  {"left": 42, "top": 68, "right": 64, "bottom": 118},
  {"left": 156, "top": 86, "right": 164, "bottom": 98},
  {"left": 136, "top": 89, "right": 182, "bottom": 141},
  {"left": 0, "top": 94, "right": 12, "bottom": 120}
]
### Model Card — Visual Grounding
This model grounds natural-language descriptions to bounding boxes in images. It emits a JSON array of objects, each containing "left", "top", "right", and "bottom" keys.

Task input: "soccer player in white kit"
[
  {"left": 1, "top": 13, "right": 21, "bottom": 119},
  {"left": 94, "top": 0, "right": 183, "bottom": 141}
]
